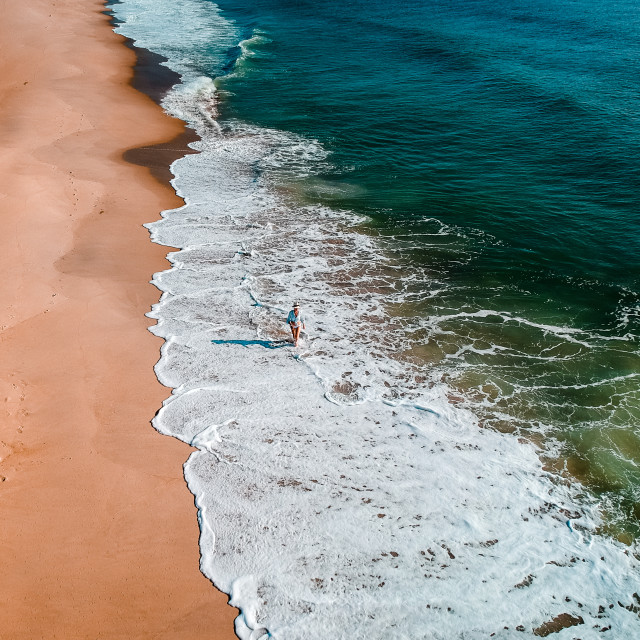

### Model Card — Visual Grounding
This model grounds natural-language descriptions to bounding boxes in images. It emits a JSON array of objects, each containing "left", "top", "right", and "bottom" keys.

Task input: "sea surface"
[{"left": 111, "top": 0, "right": 640, "bottom": 637}]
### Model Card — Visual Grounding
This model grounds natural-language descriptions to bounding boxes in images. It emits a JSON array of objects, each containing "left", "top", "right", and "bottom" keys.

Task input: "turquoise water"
[
  {"left": 207, "top": 0, "right": 640, "bottom": 538},
  {"left": 213, "top": 0, "right": 640, "bottom": 279}
]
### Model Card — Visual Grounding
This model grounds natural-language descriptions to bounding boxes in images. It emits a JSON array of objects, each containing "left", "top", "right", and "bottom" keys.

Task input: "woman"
[{"left": 287, "top": 302, "right": 306, "bottom": 347}]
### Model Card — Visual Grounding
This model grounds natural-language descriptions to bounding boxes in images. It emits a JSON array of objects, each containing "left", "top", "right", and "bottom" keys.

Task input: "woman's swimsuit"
[{"left": 287, "top": 310, "right": 305, "bottom": 327}]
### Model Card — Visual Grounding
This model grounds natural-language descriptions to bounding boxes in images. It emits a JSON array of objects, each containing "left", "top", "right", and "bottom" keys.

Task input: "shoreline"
[
  {"left": 0, "top": 0, "right": 237, "bottom": 637},
  {"left": 107, "top": 0, "right": 640, "bottom": 633}
]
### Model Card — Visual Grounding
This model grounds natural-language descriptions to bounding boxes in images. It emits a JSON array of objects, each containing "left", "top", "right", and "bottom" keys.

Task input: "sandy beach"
[{"left": 0, "top": 0, "right": 237, "bottom": 637}]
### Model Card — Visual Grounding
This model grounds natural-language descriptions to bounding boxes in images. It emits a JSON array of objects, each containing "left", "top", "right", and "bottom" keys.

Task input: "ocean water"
[{"left": 110, "top": 0, "right": 640, "bottom": 637}]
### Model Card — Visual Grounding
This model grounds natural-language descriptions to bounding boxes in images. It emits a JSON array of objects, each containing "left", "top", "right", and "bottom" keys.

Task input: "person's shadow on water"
[{"left": 211, "top": 339, "right": 291, "bottom": 349}]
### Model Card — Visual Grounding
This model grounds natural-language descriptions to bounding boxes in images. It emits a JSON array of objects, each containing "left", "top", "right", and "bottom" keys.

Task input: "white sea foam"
[
  {"left": 230, "top": 30, "right": 273, "bottom": 78},
  {"left": 112, "top": 1, "right": 640, "bottom": 637},
  {"left": 112, "top": 0, "right": 238, "bottom": 77}
]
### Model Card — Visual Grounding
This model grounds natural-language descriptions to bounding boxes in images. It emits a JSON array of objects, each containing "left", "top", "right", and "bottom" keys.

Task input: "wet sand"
[{"left": 0, "top": 0, "right": 237, "bottom": 637}]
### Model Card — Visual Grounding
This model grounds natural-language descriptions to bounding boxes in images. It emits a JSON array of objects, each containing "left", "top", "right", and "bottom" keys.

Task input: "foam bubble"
[{"left": 112, "top": 0, "right": 238, "bottom": 78}]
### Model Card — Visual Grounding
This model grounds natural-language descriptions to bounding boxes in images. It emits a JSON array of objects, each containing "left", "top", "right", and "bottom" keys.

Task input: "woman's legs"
[{"left": 291, "top": 325, "right": 301, "bottom": 346}]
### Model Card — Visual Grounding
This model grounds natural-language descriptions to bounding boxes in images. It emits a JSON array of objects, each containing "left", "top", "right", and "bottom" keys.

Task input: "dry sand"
[{"left": 0, "top": 0, "right": 237, "bottom": 637}]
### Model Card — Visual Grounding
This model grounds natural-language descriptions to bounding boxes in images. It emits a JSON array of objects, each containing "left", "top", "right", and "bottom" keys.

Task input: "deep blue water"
[{"left": 211, "top": 0, "right": 640, "bottom": 293}]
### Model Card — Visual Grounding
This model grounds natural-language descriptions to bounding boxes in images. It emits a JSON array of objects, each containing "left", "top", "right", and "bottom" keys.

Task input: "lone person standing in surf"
[{"left": 287, "top": 302, "right": 306, "bottom": 347}]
